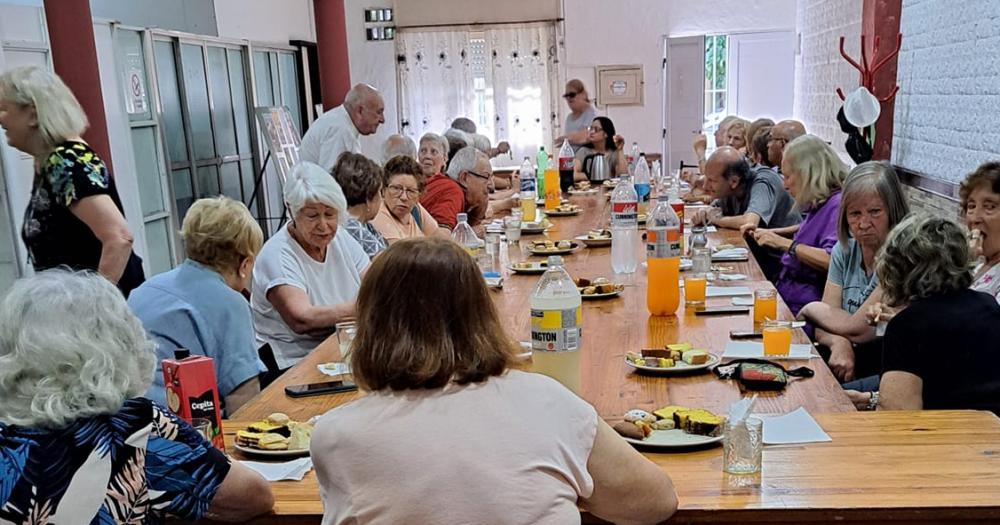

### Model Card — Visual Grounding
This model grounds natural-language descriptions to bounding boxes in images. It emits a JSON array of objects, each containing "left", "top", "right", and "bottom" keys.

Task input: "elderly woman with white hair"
[
  {"left": 747, "top": 134, "right": 847, "bottom": 316},
  {"left": 0, "top": 270, "right": 273, "bottom": 522},
  {"left": 0, "top": 66, "right": 144, "bottom": 295},
  {"left": 251, "top": 161, "right": 370, "bottom": 371}
]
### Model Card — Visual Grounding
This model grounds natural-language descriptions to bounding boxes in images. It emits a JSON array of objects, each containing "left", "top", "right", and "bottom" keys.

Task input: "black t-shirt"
[
  {"left": 882, "top": 289, "right": 1000, "bottom": 415},
  {"left": 22, "top": 141, "right": 144, "bottom": 296}
]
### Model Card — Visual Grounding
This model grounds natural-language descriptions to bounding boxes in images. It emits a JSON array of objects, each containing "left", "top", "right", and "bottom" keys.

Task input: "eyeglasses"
[
  {"left": 466, "top": 169, "right": 491, "bottom": 181},
  {"left": 563, "top": 91, "right": 579, "bottom": 100},
  {"left": 385, "top": 184, "right": 421, "bottom": 198},
  {"left": 588, "top": 126, "right": 605, "bottom": 133}
]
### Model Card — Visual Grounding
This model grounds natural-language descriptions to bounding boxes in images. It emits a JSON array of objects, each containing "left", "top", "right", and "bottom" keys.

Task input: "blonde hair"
[
  {"left": 0, "top": 270, "right": 155, "bottom": 428},
  {"left": 783, "top": 134, "right": 847, "bottom": 209},
  {"left": 181, "top": 196, "right": 263, "bottom": 275},
  {"left": 0, "top": 66, "right": 88, "bottom": 154},
  {"left": 727, "top": 118, "right": 750, "bottom": 136}
]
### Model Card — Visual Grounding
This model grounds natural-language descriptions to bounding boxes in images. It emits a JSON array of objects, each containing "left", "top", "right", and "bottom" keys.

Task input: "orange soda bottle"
[{"left": 646, "top": 193, "right": 682, "bottom": 315}]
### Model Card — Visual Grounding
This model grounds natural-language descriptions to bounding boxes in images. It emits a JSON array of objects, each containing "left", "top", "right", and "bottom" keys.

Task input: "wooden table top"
[{"left": 227, "top": 190, "right": 1000, "bottom": 523}]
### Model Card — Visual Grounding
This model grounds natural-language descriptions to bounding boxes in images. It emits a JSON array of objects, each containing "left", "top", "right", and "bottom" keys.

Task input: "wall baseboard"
[{"left": 895, "top": 166, "right": 959, "bottom": 202}]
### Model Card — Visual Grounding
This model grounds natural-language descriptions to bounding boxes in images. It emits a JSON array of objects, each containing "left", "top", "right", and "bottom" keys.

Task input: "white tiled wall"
[
  {"left": 792, "top": 0, "right": 863, "bottom": 158},
  {"left": 891, "top": 0, "right": 1000, "bottom": 184}
]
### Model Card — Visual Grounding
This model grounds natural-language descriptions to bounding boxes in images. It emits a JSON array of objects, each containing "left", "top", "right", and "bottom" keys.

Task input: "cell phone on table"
[
  {"left": 694, "top": 306, "right": 750, "bottom": 316},
  {"left": 729, "top": 329, "right": 763, "bottom": 339},
  {"left": 284, "top": 380, "right": 358, "bottom": 398}
]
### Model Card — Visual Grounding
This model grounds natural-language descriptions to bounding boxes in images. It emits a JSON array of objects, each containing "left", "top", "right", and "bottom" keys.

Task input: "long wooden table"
[{"left": 228, "top": 189, "right": 1000, "bottom": 524}]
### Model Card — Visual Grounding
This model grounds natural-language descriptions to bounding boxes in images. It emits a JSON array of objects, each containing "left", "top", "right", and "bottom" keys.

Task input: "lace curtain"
[{"left": 397, "top": 23, "right": 559, "bottom": 161}]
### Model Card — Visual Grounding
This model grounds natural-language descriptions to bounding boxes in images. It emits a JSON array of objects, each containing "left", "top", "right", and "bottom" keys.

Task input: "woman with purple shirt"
[{"left": 746, "top": 135, "right": 848, "bottom": 315}]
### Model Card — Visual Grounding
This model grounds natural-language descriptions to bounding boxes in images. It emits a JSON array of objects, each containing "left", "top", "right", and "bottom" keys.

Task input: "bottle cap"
[
  {"left": 174, "top": 349, "right": 191, "bottom": 360},
  {"left": 547, "top": 255, "right": 563, "bottom": 266},
  {"left": 457, "top": 212, "right": 468, "bottom": 223}
]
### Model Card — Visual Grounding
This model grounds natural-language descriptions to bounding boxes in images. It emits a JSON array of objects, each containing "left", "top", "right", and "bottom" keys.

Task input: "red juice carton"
[{"left": 162, "top": 349, "right": 225, "bottom": 450}]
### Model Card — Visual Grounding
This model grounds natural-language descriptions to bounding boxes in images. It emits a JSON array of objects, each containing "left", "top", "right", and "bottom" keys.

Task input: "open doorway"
[{"left": 664, "top": 30, "right": 795, "bottom": 173}]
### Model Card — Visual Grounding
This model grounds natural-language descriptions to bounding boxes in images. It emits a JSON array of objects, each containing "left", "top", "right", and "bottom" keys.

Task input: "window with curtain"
[{"left": 396, "top": 23, "right": 559, "bottom": 161}]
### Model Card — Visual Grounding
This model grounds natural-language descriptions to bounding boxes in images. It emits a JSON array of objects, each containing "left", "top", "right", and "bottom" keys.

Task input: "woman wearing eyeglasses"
[
  {"left": 554, "top": 79, "right": 597, "bottom": 152},
  {"left": 372, "top": 155, "right": 449, "bottom": 243},
  {"left": 572, "top": 116, "right": 628, "bottom": 182}
]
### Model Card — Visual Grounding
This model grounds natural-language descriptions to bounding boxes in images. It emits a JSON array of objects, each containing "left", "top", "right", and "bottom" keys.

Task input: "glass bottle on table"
[{"left": 530, "top": 255, "right": 582, "bottom": 394}]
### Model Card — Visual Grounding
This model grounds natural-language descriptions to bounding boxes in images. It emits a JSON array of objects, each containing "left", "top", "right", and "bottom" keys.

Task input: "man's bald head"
[
  {"left": 768, "top": 120, "right": 806, "bottom": 167},
  {"left": 703, "top": 146, "right": 751, "bottom": 200},
  {"left": 344, "top": 83, "right": 385, "bottom": 135}
]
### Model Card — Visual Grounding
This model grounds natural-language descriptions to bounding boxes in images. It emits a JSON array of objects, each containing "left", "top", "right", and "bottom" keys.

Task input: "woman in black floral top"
[
  {"left": 331, "top": 151, "right": 389, "bottom": 257},
  {"left": 0, "top": 66, "right": 144, "bottom": 295}
]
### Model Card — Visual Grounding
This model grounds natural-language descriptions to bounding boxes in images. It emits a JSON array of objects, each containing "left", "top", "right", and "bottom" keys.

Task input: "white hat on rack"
[{"left": 843, "top": 87, "right": 881, "bottom": 128}]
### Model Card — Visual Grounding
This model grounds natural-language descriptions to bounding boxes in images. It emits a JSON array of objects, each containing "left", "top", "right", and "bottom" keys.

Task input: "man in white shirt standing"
[{"left": 299, "top": 83, "right": 385, "bottom": 171}]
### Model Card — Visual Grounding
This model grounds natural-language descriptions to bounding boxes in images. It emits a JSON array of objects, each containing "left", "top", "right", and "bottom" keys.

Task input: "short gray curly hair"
[
  {"left": 0, "top": 270, "right": 156, "bottom": 428},
  {"left": 876, "top": 214, "right": 973, "bottom": 307}
]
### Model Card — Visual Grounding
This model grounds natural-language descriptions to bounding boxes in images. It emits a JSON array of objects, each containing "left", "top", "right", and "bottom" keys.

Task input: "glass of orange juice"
[
  {"left": 753, "top": 289, "right": 778, "bottom": 325},
  {"left": 684, "top": 274, "right": 707, "bottom": 306},
  {"left": 762, "top": 320, "right": 792, "bottom": 356}
]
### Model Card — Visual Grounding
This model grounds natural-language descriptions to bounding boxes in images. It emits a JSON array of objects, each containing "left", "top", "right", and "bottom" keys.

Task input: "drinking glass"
[
  {"left": 762, "top": 320, "right": 792, "bottom": 356},
  {"left": 723, "top": 417, "right": 763, "bottom": 474},
  {"left": 691, "top": 247, "right": 712, "bottom": 275},
  {"left": 504, "top": 212, "right": 522, "bottom": 244},
  {"left": 753, "top": 289, "right": 778, "bottom": 325},
  {"left": 336, "top": 321, "right": 357, "bottom": 363},
  {"left": 684, "top": 274, "right": 707, "bottom": 306}
]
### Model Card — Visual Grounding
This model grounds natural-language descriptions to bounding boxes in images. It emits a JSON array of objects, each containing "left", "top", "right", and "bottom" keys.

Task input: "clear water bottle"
[
  {"left": 610, "top": 173, "right": 639, "bottom": 274},
  {"left": 519, "top": 156, "right": 537, "bottom": 222},
  {"left": 628, "top": 142, "right": 640, "bottom": 175},
  {"left": 536, "top": 146, "right": 548, "bottom": 197},
  {"left": 689, "top": 225, "right": 711, "bottom": 275},
  {"left": 634, "top": 153, "right": 651, "bottom": 216},
  {"left": 530, "top": 255, "right": 582, "bottom": 394},
  {"left": 451, "top": 212, "right": 481, "bottom": 258}
]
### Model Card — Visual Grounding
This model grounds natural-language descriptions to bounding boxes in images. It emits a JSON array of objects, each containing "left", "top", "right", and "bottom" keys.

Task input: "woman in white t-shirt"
[
  {"left": 251, "top": 162, "right": 370, "bottom": 371},
  {"left": 311, "top": 238, "right": 677, "bottom": 525}
]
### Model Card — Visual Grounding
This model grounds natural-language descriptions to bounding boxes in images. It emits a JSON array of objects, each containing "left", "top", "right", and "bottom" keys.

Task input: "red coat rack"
[{"left": 835, "top": 33, "right": 902, "bottom": 103}]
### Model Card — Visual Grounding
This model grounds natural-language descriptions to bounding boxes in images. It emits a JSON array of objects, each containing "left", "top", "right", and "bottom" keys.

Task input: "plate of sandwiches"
[
  {"left": 575, "top": 229, "right": 612, "bottom": 247},
  {"left": 535, "top": 197, "right": 570, "bottom": 206},
  {"left": 234, "top": 412, "right": 314, "bottom": 457},
  {"left": 624, "top": 343, "right": 720, "bottom": 374},
  {"left": 602, "top": 179, "right": 620, "bottom": 189},
  {"left": 568, "top": 182, "right": 598, "bottom": 195},
  {"left": 611, "top": 406, "right": 725, "bottom": 449},
  {"left": 508, "top": 261, "right": 549, "bottom": 274},
  {"left": 520, "top": 218, "right": 552, "bottom": 234},
  {"left": 576, "top": 277, "right": 624, "bottom": 299},
  {"left": 545, "top": 203, "right": 582, "bottom": 216},
  {"left": 527, "top": 239, "right": 580, "bottom": 255}
]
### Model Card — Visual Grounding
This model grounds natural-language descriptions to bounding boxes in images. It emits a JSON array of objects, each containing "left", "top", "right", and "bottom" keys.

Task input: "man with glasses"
[
  {"left": 421, "top": 147, "right": 494, "bottom": 231},
  {"left": 554, "top": 79, "right": 597, "bottom": 152},
  {"left": 767, "top": 120, "right": 807, "bottom": 171}
]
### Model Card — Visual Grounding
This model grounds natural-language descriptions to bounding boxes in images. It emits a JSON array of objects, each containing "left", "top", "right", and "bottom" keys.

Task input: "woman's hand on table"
[
  {"left": 845, "top": 389, "right": 873, "bottom": 411},
  {"left": 752, "top": 229, "right": 793, "bottom": 252}
]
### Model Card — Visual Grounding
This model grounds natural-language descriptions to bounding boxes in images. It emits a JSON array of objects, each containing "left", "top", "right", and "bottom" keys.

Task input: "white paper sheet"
[
  {"left": 713, "top": 248, "right": 749, "bottom": 258},
  {"left": 718, "top": 273, "right": 748, "bottom": 281},
  {"left": 760, "top": 407, "right": 832, "bottom": 445},
  {"left": 706, "top": 286, "right": 753, "bottom": 297},
  {"left": 241, "top": 457, "right": 313, "bottom": 481},
  {"left": 317, "top": 362, "right": 350, "bottom": 376},
  {"left": 722, "top": 341, "right": 817, "bottom": 360},
  {"left": 731, "top": 297, "right": 755, "bottom": 306}
]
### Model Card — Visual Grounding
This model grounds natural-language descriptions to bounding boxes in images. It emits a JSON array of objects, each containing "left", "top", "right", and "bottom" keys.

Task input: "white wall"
[
  {"left": 562, "top": 0, "right": 796, "bottom": 156},
  {"left": 215, "top": 0, "right": 316, "bottom": 44},
  {"left": 892, "top": 0, "right": 1000, "bottom": 184},
  {"left": 792, "top": 0, "right": 862, "bottom": 159}
]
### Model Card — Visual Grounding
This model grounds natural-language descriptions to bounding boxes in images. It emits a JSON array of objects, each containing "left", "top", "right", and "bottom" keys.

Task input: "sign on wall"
[
  {"left": 596, "top": 65, "right": 644, "bottom": 107},
  {"left": 123, "top": 53, "right": 147, "bottom": 114}
]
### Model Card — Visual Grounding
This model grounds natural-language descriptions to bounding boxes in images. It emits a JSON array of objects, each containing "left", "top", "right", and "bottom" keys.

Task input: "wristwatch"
[
  {"left": 865, "top": 391, "right": 880, "bottom": 411},
  {"left": 788, "top": 240, "right": 800, "bottom": 258}
]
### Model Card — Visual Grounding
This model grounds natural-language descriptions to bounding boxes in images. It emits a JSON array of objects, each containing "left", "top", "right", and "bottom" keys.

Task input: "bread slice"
[
  {"left": 612, "top": 420, "right": 645, "bottom": 440},
  {"left": 666, "top": 343, "right": 692, "bottom": 352},
  {"left": 682, "top": 349, "right": 710, "bottom": 365},
  {"left": 653, "top": 405, "right": 689, "bottom": 421},
  {"left": 257, "top": 433, "right": 290, "bottom": 450},
  {"left": 676, "top": 409, "right": 725, "bottom": 437},
  {"left": 641, "top": 348, "right": 670, "bottom": 359},
  {"left": 248, "top": 419, "right": 290, "bottom": 437},
  {"left": 236, "top": 430, "right": 265, "bottom": 447}
]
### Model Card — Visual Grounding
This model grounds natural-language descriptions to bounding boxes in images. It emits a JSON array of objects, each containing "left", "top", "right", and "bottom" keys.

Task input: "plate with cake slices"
[
  {"left": 624, "top": 344, "right": 720, "bottom": 374},
  {"left": 611, "top": 406, "right": 725, "bottom": 449},
  {"left": 576, "top": 277, "right": 624, "bottom": 299},
  {"left": 508, "top": 261, "right": 549, "bottom": 274},
  {"left": 234, "top": 412, "right": 313, "bottom": 457},
  {"left": 527, "top": 239, "right": 580, "bottom": 255},
  {"left": 545, "top": 203, "right": 582, "bottom": 216},
  {"left": 575, "top": 229, "right": 612, "bottom": 247}
]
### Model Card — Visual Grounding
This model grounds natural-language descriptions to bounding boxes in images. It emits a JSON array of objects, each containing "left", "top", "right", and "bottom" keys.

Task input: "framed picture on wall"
[{"left": 596, "top": 65, "right": 643, "bottom": 106}]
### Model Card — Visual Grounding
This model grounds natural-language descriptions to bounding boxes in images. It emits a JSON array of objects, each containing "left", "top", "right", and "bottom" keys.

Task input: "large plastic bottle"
[
  {"left": 536, "top": 146, "right": 548, "bottom": 198},
  {"left": 646, "top": 192, "right": 682, "bottom": 315},
  {"left": 610, "top": 172, "right": 639, "bottom": 274},
  {"left": 558, "top": 139, "right": 575, "bottom": 193},
  {"left": 519, "top": 156, "right": 537, "bottom": 222},
  {"left": 634, "top": 153, "right": 651, "bottom": 216},
  {"left": 451, "top": 212, "right": 481, "bottom": 259},
  {"left": 544, "top": 155, "right": 559, "bottom": 210},
  {"left": 627, "top": 142, "right": 640, "bottom": 174},
  {"left": 530, "top": 255, "right": 582, "bottom": 394}
]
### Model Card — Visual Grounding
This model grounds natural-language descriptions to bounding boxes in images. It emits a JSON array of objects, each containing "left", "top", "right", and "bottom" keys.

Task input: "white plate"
[
  {"left": 622, "top": 428, "right": 724, "bottom": 449},
  {"left": 545, "top": 208, "right": 582, "bottom": 216},
  {"left": 568, "top": 188, "right": 598, "bottom": 195},
  {"left": 527, "top": 242, "right": 580, "bottom": 255},
  {"left": 575, "top": 235, "right": 612, "bottom": 247},
  {"left": 625, "top": 353, "right": 721, "bottom": 374},
  {"left": 579, "top": 288, "right": 623, "bottom": 300},
  {"left": 508, "top": 263, "right": 548, "bottom": 274},
  {"left": 234, "top": 443, "right": 310, "bottom": 458},
  {"left": 520, "top": 222, "right": 551, "bottom": 234}
]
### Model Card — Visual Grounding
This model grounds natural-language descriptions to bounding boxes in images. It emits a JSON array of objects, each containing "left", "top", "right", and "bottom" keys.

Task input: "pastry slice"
[
  {"left": 653, "top": 405, "right": 689, "bottom": 421},
  {"left": 257, "top": 433, "right": 290, "bottom": 450},
  {"left": 612, "top": 421, "right": 645, "bottom": 440},
  {"left": 682, "top": 349, "right": 710, "bottom": 365}
]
